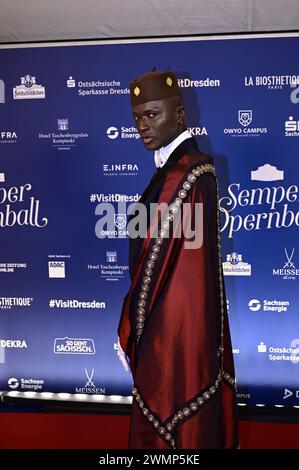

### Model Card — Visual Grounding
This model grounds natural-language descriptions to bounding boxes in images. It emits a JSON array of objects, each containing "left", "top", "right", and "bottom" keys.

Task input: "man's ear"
[{"left": 177, "top": 105, "right": 185, "bottom": 122}]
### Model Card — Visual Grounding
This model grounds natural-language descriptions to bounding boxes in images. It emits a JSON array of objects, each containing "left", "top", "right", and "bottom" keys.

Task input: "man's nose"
[{"left": 138, "top": 117, "right": 150, "bottom": 132}]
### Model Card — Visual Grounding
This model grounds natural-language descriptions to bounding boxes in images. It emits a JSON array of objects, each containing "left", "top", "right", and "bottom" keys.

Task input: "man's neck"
[{"left": 154, "top": 129, "right": 192, "bottom": 168}]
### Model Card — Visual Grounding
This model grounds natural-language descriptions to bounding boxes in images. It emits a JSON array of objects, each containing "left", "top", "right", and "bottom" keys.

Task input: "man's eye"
[
  {"left": 133, "top": 116, "right": 139, "bottom": 121},
  {"left": 148, "top": 113, "right": 156, "bottom": 118}
]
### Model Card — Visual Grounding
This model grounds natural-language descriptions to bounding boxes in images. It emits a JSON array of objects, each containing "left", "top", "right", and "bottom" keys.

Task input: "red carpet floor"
[{"left": 0, "top": 413, "right": 298, "bottom": 449}]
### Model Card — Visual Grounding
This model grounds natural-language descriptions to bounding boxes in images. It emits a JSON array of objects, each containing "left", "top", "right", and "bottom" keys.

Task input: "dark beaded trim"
[
  {"left": 132, "top": 369, "right": 236, "bottom": 449},
  {"left": 135, "top": 164, "right": 216, "bottom": 344}
]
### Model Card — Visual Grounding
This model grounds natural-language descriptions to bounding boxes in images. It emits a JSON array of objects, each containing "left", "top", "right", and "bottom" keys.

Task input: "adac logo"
[
  {"left": 48, "top": 261, "right": 66, "bottom": 278},
  {"left": 238, "top": 110, "right": 252, "bottom": 127}
]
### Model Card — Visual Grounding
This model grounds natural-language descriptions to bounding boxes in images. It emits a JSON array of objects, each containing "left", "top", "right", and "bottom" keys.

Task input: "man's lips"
[{"left": 142, "top": 136, "right": 155, "bottom": 145}]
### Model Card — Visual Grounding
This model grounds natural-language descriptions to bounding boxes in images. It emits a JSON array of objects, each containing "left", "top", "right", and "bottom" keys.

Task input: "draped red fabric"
[{"left": 118, "top": 149, "right": 239, "bottom": 449}]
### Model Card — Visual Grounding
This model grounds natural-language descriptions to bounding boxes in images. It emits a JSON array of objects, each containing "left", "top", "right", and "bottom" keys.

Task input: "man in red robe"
[{"left": 118, "top": 69, "right": 239, "bottom": 449}]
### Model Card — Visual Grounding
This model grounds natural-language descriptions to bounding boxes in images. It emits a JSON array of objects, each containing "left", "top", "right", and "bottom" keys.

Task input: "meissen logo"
[
  {"left": 13, "top": 75, "right": 45, "bottom": 100},
  {"left": 273, "top": 248, "right": 299, "bottom": 280},
  {"left": 75, "top": 369, "right": 106, "bottom": 395}
]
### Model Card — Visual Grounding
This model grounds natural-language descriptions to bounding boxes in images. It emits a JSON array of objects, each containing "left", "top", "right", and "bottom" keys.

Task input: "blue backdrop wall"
[{"left": 0, "top": 33, "right": 298, "bottom": 406}]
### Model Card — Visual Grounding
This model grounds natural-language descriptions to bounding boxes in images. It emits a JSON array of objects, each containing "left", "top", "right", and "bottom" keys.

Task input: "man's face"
[{"left": 132, "top": 97, "right": 184, "bottom": 151}]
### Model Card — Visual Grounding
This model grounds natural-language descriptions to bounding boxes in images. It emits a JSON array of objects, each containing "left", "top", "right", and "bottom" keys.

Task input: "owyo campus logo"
[{"left": 238, "top": 110, "right": 252, "bottom": 127}]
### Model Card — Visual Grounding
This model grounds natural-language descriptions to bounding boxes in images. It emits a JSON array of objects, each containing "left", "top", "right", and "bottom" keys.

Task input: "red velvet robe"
[{"left": 118, "top": 139, "right": 239, "bottom": 449}]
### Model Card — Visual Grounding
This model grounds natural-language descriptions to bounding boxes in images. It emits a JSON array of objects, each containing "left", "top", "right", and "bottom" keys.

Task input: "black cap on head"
[{"left": 129, "top": 70, "right": 182, "bottom": 106}]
